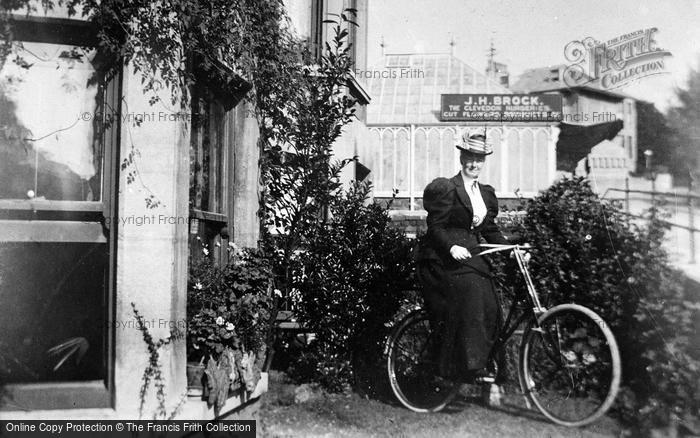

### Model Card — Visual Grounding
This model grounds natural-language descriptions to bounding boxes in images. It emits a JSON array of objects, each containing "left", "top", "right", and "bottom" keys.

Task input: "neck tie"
[{"left": 469, "top": 180, "right": 484, "bottom": 227}]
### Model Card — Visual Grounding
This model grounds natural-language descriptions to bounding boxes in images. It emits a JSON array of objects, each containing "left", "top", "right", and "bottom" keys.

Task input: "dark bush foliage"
[
  {"left": 516, "top": 177, "right": 700, "bottom": 430},
  {"left": 286, "top": 182, "right": 416, "bottom": 392}
]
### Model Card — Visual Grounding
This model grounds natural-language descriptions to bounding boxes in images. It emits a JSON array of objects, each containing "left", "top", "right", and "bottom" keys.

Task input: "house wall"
[
  {"left": 563, "top": 92, "right": 637, "bottom": 175},
  {"left": 111, "top": 69, "right": 190, "bottom": 417},
  {"left": 0, "top": 16, "right": 263, "bottom": 422},
  {"left": 285, "top": 0, "right": 370, "bottom": 188},
  {"left": 232, "top": 102, "right": 262, "bottom": 247}
]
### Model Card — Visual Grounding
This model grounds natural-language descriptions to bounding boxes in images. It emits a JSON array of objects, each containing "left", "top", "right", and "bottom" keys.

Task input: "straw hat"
[{"left": 455, "top": 132, "right": 493, "bottom": 155}]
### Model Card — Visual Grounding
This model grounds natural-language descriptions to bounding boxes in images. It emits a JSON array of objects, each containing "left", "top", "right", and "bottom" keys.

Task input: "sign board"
[{"left": 440, "top": 94, "right": 563, "bottom": 122}]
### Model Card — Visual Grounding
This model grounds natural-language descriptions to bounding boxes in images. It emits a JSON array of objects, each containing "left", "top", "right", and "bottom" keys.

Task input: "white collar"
[{"left": 460, "top": 172, "right": 479, "bottom": 188}]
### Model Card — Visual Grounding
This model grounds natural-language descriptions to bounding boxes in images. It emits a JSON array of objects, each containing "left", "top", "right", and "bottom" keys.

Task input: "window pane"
[
  {"left": 536, "top": 131, "right": 550, "bottom": 189},
  {"left": 440, "top": 130, "right": 456, "bottom": 176},
  {"left": 485, "top": 129, "right": 502, "bottom": 188},
  {"left": 521, "top": 131, "right": 535, "bottom": 191},
  {"left": 463, "top": 71, "right": 474, "bottom": 87},
  {"left": 0, "top": 42, "right": 102, "bottom": 201},
  {"left": 395, "top": 129, "right": 409, "bottom": 192},
  {"left": 381, "top": 130, "right": 394, "bottom": 191},
  {"left": 365, "top": 129, "right": 379, "bottom": 182},
  {"left": 507, "top": 130, "right": 521, "bottom": 192},
  {"left": 427, "top": 129, "right": 441, "bottom": 181},
  {"left": 190, "top": 92, "right": 225, "bottom": 213},
  {"left": 413, "top": 130, "right": 427, "bottom": 192},
  {"left": 0, "top": 241, "right": 107, "bottom": 383},
  {"left": 424, "top": 59, "right": 435, "bottom": 78}
]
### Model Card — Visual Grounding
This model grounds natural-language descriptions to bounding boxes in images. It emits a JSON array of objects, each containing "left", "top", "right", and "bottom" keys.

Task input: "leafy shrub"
[
  {"left": 286, "top": 182, "right": 416, "bottom": 392},
  {"left": 187, "top": 245, "right": 274, "bottom": 361},
  {"left": 516, "top": 177, "right": 700, "bottom": 430}
]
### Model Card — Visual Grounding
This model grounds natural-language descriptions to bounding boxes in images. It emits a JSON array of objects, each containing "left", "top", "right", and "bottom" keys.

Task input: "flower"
[
  {"left": 187, "top": 247, "right": 273, "bottom": 362},
  {"left": 203, "top": 248, "right": 210, "bottom": 256},
  {"left": 274, "top": 289, "right": 282, "bottom": 298},
  {"left": 563, "top": 351, "right": 578, "bottom": 362}
]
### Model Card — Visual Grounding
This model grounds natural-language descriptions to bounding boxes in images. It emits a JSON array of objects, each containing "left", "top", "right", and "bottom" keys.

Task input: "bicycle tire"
[
  {"left": 518, "top": 303, "right": 621, "bottom": 427},
  {"left": 386, "top": 309, "right": 458, "bottom": 412}
]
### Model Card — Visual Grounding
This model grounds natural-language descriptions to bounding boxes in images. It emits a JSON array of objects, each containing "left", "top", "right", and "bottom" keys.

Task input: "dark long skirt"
[{"left": 417, "top": 258, "right": 499, "bottom": 380}]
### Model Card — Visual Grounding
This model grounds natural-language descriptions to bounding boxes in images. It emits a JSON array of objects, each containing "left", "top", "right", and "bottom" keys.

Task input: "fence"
[{"left": 602, "top": 179, "right": 699, "bottom": 264}]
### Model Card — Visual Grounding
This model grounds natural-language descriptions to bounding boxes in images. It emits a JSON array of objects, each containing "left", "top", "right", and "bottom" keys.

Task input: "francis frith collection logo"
[{"left": 563, "top": 28, "right": 672, "bottom": 90}]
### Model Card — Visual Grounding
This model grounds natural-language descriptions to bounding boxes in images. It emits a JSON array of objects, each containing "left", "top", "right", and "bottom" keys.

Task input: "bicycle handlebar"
[{"left": 475, "top": 243, "right": 533, "bottom": 257}]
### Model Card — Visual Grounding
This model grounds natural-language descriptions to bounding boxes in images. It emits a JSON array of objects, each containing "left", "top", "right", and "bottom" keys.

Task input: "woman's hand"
[{"left": 450, "top": 245, "right": 472, "bottom": 261}]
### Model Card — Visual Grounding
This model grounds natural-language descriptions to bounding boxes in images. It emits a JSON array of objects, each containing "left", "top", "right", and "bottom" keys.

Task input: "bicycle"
[{"left": 385, "top": 243, "right": 621, "bottom": 427}]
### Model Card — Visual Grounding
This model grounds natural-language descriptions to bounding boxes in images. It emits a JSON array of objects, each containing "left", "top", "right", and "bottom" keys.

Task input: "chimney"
[
  {"left": 549, "top": 67, "right": 560, "bottom": 82},
  {"left": 486, "top": 41, "right": 509, "bottom": 87}
]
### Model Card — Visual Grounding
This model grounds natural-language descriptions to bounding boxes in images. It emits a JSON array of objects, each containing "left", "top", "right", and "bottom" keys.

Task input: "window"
[
  {"left": 507, "top": 130, "right": 521, "bottom": 192},
  {"left": 0, "top": 16, "right": 116, "bottom": 409},
  {"left": 189, "top": 87, "right": 231, "bottom": 265},
  {"left": 380, "top": 129, "right": 394, "bottom": 192},
  {"left": 627, "top": 135, "right": 633, "bottom": 159},
  {"left": 412, "top": 130, "right": 428, "bottom": 192},
  {"left": 345, "top": 0, "right": 357, "bottom": 65},
  {"left": 521, "top": 131, "right": 535, "bottom": 192},
  {"left": 395, "top": 129, "right": 410, "bottom": 192},
  {"left": 186, "top": 58, "right": 250, "bottom": 263},
  {"left": 310, "top": 0, "right": 326, "bottom": 61}
]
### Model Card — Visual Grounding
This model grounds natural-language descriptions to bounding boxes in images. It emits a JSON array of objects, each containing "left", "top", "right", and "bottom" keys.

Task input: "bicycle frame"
[
  {"left": 478, "top": 244, "right": 546, "bottom": 310},
  {"left": 475, "top": 244, "right": 546, "bottom": 366}
]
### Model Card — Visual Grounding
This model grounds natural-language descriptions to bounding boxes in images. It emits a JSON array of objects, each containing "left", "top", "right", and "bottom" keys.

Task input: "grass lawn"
[{"left": 258, "top": 371, "right": 622, "bottom": 438}]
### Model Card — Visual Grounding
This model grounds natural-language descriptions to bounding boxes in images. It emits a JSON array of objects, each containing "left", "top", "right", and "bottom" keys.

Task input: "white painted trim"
[{"left": 0, "top": 220, "right": 106, "bottom": 243}]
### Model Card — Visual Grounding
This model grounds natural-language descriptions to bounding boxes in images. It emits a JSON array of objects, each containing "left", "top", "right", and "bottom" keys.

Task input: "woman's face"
[{"left": 460, "top": 152, "right": 486, "bottom": 179}]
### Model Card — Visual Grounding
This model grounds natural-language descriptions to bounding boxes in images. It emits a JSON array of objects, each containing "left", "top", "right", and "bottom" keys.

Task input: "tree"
[
  {"left": 636, "top": 100, "right": 674, "bottom": 173},
  {"left": 258, "top": 11, "right": 359, "bottom": 298},
  {"left": 667, "top": 56, "right": 700, "bottom": 186}
]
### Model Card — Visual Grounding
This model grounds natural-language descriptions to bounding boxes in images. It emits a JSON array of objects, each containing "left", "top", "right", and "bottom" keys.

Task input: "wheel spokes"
[
  {"left": 522, "top": 307, "right": 619, "bottom": 426},
  {"left": 388, "top": 312, "right": 457, "bottom": 412}
]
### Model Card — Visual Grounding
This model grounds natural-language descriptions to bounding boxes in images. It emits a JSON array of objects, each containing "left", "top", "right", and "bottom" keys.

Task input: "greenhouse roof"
[{"left": 364, "top": 53, "right": 511, "bottom": 125}]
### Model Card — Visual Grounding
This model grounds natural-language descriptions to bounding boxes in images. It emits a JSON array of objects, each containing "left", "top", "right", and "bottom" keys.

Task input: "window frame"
[
  {"left": 187, "top": 60, "right": 251, "bottom": 265},
  {"left": 189, "top": 87, "right": 234, "bottom": 264},
  {"left": 0, "top": 15, "right": 117, "bottom": 411},
  {"left": 309, "top": 0, "right": 326, "bottom": 61}
]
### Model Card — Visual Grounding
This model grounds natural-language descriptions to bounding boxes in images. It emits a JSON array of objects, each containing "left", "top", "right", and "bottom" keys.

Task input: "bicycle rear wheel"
[
  {"left": 519, "top": 303, "right": 621, "bottom": 427},
  {"left": 386, "top": 309, "right": 458, "bottom": 412}
]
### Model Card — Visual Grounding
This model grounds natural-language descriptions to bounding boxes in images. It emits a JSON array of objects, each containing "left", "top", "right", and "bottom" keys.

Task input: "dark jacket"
[{"left": 417, "top": 174, "right": 508, "bottom": 271}]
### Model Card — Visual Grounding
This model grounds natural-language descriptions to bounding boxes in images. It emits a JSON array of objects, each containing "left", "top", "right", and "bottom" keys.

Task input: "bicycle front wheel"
[
  {"left": 386, "top": 309, "right": 458, "bottom": 412},
  {"left": 519, "top": 303, "right": 621, "bottom": 427}
]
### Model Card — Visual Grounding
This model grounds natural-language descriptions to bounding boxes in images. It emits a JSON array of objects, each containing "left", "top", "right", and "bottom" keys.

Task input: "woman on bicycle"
[{"left": 416, "top": 131, "right": 510, "bottom": 383}]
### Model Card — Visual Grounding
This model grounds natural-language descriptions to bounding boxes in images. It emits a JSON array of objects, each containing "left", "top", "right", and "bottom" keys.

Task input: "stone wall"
[{"left": 388, "top": 208, "right": 527, "bottom": 239}]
